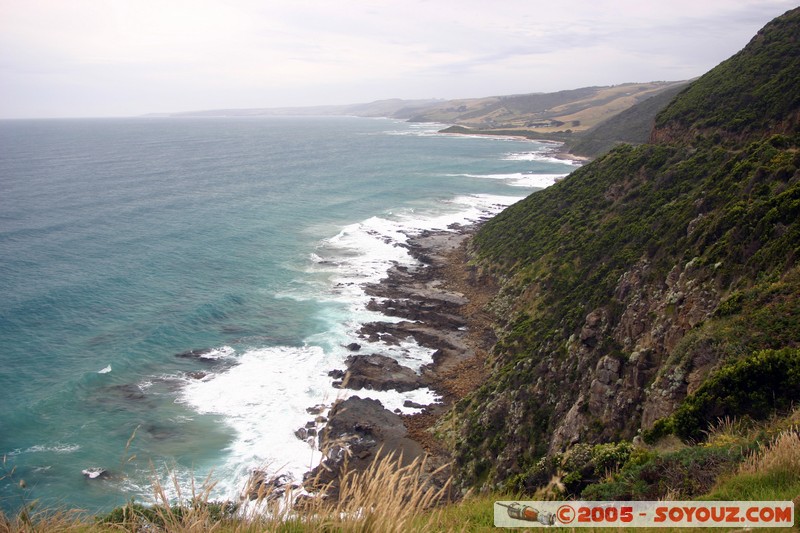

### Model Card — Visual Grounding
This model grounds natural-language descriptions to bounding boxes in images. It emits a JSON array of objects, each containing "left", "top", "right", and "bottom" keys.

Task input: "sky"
[{"left": 0, "top": 0, "right": 797, "bottom": 119}]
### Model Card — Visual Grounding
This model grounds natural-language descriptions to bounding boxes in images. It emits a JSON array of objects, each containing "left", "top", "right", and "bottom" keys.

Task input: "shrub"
[
  {"left": 558, "top": 441, "right": 634, "bottom": 497},
  {"left": 582, "top": 444, "right": 747, "bottom": 501},
  {"left": 645, "top": 348, "right": 800, "bottom": 442}
]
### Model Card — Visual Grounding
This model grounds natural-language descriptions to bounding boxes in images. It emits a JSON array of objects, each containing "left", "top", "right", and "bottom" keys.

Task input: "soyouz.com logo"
[{"left": 493, "top": 501, "right": 794, "bottom": 528}]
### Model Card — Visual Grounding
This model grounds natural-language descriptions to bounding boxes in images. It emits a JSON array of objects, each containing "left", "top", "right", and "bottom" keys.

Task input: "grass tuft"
[{"left": 738, "top": 429, "right": 800, "bottom": 476}]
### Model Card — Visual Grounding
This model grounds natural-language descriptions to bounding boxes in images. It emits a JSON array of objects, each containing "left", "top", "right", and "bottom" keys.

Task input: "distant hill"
[
  {"left": 562, "top": 82, "right": 689, "bottom": 158},
  {"left": 409, "top": 81, "right": 686, "bottom": 133},
  {"left": 150, "top": 98, "right": 444, "bottom": 118},
  {"left": 153, "top": 83, "right": 686, "bottom": 155}
]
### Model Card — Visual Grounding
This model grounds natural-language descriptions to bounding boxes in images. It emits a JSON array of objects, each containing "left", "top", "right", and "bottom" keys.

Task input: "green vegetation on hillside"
[
  {"left": 654, "top": 9, "right": 800, "bottom": 141},
  {"left": 582, "top": 414, "right": 800, "bottom": 508},
  {"left": 645, "top": 347, "right": 800, "bottom": 443},
  {"left": 453, "top": 6, "right": 800, "bottom": 494}
]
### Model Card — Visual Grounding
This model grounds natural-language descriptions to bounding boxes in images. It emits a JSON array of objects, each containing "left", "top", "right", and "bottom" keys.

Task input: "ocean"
[{"left": 0, "top": 116, "right": 578, "bottom": 514}]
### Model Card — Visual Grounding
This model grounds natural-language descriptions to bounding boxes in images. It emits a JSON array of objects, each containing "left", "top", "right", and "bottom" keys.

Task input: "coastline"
[
  {"left": 295, "top": 131, "right": 584, "bottom": 498},
  {"left": 436, "top": 125, "right": 591, "bottom": 164},
  {"left": 301, "top": 221, "right": 499, "bottom": 497}
]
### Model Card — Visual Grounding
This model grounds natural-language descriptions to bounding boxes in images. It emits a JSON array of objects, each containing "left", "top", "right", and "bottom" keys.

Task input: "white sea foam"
[
  {"left": 82, "top": 467, "right": 107, "bottom": 479},
  {"left": 437, "top": 131, "right": 537, "bottom": 142},
  {"left": 448, "top": 172, "right": 568, "bottom": 188},
  {"left": 196, "top": 346, "right": 236, "bottom": 360},
  {"left": 178, "top": 344, "right": 440, "bottom": 501},
  {"left": 98, "top": 364, "right": 112, "bottom": 374},
  {"left": 510, "top": 174, "right": 569, "bottom": 188},
  {"left": 382, "top": 129, "right": 443, "bottom": 137},
  {"left": 29, "top": 443, "right": 81, "bottom": 454},
  {"left": 175, "top": 190, "right": 532, "bottom": 503},
  {"left": 502, "top": 150, "right": 583, "bottom": 166},
  {"left": 179, "top": 346, "right": 331, "bottom": 493},
  {"left": 7, "top": 443, "right": 81, "bottom": 456},
  {"left": 381, "top": 123, "right": 448, "bottom": 137},
  {"left": 324, "top": 216, "right": 418, "bottom": 288}
]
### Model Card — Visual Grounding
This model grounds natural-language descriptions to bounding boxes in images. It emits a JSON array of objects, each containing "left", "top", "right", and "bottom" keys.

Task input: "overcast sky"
[{"left": 1, "top": 0, "right": 797, "bottom": 118}]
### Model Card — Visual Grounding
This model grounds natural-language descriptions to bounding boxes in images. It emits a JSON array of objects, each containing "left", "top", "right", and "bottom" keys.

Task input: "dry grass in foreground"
[
  {"left": 738, "top": 429, "right": 800, "bottom": 476},
  {"left": 3, "top": 428, "right": 799, "bottom": 532},
  {"left": 0, "top": 451, "right": 452, "bottom": 533}
]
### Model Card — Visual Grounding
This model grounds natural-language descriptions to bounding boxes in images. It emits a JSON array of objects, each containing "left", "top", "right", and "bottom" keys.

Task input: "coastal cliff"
[
  {"left": 450, "top": 7, "right": 800, "bottom": 493},
  {"left": 293, "top": 7, "right": 800, "bottom": 504}
]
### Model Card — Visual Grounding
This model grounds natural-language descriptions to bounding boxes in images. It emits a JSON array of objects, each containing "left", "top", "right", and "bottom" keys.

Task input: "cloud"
[{"left": 0, "top": 0, "right": 796, "bottom": 117}]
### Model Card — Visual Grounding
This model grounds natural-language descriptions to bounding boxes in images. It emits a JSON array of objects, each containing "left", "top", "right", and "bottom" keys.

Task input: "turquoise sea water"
[{"left": 0, "top": 116, "right": 577, "bottom": 514}]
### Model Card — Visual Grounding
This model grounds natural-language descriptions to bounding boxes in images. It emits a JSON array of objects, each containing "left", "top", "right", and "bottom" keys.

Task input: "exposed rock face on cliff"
[
  {"left": 451, "top": 7, "right": 800, "bottom": 492},
  {"left": 546, "top": 256, "right": 722, "bottom": 453}
]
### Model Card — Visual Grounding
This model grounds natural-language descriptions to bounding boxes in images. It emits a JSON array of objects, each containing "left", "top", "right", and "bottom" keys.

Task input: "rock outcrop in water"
[
  {"left": 300, "top": 226, "right": 497, "bottom": 495},
  {"left": 331, "top": 354, "right": 425, "bottom": 392},
  {"left": 303, "top": 396, "right": 425, "bottom": 498}
]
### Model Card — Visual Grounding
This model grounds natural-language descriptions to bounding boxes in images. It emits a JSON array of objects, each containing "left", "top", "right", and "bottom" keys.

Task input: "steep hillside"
[
  {"left": 563, "top": 82, "right": 688, "bottom": 158},
  {"left": 653, "top": 11, "right": 800, "bottom": 144},
  {"left": 451, "top": 7, "right": 800, "bottom": 492}
]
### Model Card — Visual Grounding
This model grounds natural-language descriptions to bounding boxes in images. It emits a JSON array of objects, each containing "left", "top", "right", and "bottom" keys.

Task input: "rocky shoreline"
[{"left": 298, "top": 222, "right": 500, "bottom": 498}]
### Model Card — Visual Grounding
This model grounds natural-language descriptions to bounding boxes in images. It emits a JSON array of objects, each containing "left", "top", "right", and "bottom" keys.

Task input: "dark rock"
[
  {"left": 358, "top": 322, "right": 404, "bottom": 345},
  {"left": 306, "top": 404, "right": 327, "bottom": 415},
  {"left": 145, "top": 424, "right": 177, "bottom": 440},
  {"left": 105, "top": 384, "right": 145, "bottom": 401},
  {"left": 341, "top": 354, "right": 424, "bottom": 392},
  {"left": 579, "top": 309, "right": 607, "bottom": 347},
  {"left": 358, "top": 321, "right": 466, "bottom": 358},
  {"left": 175, "top": 348, "right": 214, "bottom": 359},
  {"left": 243, "top": 471, "right": 299, "bottom": 502},
  {"left": 302, "top": 227, "right": 474, "bottom": 502},
  {"left": 304, "top": 396, "right": 424, "bottom": 498},
  {"left": 403, "top": 400, "right": 428, "bottom": 409},
  {"left": 346, "top": 342, "right": 362, "bottom": 352},
  {"left": 328, "top": 369, "right": 346, "bottom": 379},
  {"left": 186, "top": 371, "right": 207, "bottom": 380},
  {"left": 366, "top": 297, "right": 468, "bottom": 326}
]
